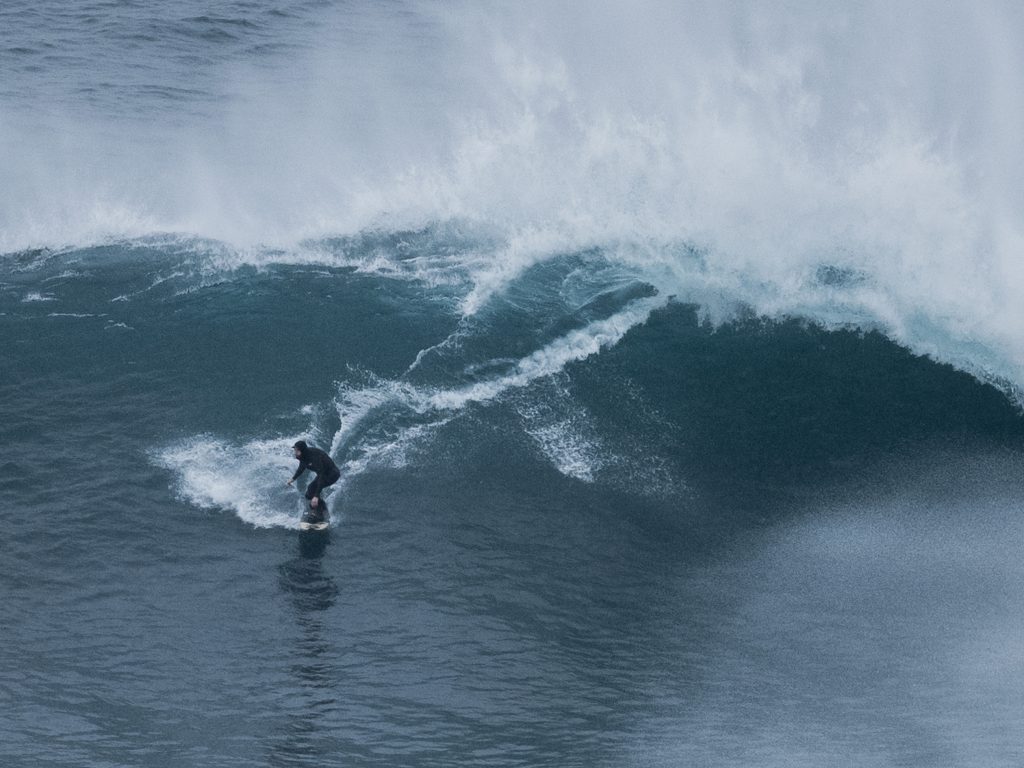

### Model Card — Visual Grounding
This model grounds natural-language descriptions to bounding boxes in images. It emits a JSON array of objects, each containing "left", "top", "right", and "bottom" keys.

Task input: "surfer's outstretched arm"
[{"left": 288, "top": 459, "right": 309, "bottom": 486}]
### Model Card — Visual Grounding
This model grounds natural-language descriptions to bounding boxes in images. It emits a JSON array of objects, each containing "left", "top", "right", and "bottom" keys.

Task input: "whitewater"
[{"left": 4, "top": 0, "right": 1024, "bottom": 392}]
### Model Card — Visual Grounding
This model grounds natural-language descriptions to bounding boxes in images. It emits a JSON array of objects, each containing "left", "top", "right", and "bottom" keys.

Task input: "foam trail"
[
  {"left": 337, "top": 419, "right": 453, "bottom": 480},
  {"left": 22, "top": 292, "right": 55, "bottom": 303},
  {"left": 324, "top": 294, "right": 668, "bottom": 481},
  {"left": 154, "top": 436, "right": 314, "bottom": 529},
  {"left": 515, "top": 383, "right": 606, "bottom": 482},
  {"left": 512, "top": 373, "right": 688, "bottom": 492},
  {"left": 425, "top": 295, "right": 668, "bottom": 411},
  {"left": 155, "top": 284, "right": 666, "bottom": 514},
  {"left": 342, "top": 293, "right": 666, "bottom": 426}
]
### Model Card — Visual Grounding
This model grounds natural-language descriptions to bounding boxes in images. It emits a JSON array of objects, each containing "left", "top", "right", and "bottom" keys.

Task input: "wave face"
[{"left": 3, "top": 232, "right": 1020, "bottom": 529}]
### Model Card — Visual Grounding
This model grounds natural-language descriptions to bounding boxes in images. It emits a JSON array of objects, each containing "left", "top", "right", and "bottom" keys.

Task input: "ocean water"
[{"left": 3, "top": 2, "right": 1024, "bottom": 766}]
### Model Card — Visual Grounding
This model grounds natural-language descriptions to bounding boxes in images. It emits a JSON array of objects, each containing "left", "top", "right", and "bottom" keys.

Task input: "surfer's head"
[{"left": 292, "top": 440, "right": 307, "bottom": 458}]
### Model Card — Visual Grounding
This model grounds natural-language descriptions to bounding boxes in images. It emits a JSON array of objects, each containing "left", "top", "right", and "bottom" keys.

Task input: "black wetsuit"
[{"left": 291, "top": 446, "right": 341, "bottom": 504}]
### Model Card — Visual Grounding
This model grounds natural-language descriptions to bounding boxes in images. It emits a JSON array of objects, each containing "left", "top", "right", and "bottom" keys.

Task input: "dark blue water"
[{"left": 4, "top": 3, "right": 1024, "bottom": 767}]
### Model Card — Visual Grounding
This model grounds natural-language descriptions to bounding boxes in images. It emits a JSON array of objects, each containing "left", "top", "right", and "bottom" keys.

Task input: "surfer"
[{"left": 286, "top": 440, "right": 341, "bottom": 515}]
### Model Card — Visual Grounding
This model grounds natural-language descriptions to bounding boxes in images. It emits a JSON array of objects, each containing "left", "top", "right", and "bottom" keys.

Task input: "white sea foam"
[
  {"left": 21, "top": 292, "right": 55, "bottom": 302},
  {"left": 426, "top": 295, "right": 668, "bottom": 412},
  {"left": 526, "top": 422, "right": 600, "bottom": 481},
  {"left": 338, "top": 420, "right": 452, "bottom": 479},
  {"left": 515, "top": 385, "right": 606, "bottom": 482},
  {"left": 338, "top": 294, "right": 665, "bottom": 424},
  {"left": 154, "top": 435, "right": 319, "bottom": 529},
  {"left": 512, "top": 375, "right": 688, "bottom": 492},
  {"left": 331, "top": 296, "right": 667, "bottom": 479}
]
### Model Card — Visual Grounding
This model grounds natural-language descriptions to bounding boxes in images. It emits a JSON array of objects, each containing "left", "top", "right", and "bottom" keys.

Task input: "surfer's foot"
[{"left": 302, "top": 508, "right": 326, "bottom": 524}]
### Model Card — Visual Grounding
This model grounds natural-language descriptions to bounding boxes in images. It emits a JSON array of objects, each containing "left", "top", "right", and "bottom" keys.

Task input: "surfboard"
[{"left": 299, "top": 509, "right": 329, "bottom": 531}]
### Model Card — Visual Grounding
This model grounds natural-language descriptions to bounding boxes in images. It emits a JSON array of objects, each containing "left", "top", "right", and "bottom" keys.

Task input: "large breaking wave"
[
  {"left": 5, "top": 1, "right": 1024, "bottom": 528},
  {"left": 4, "top": 1, "right": 1022, "bottom": 392}
]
